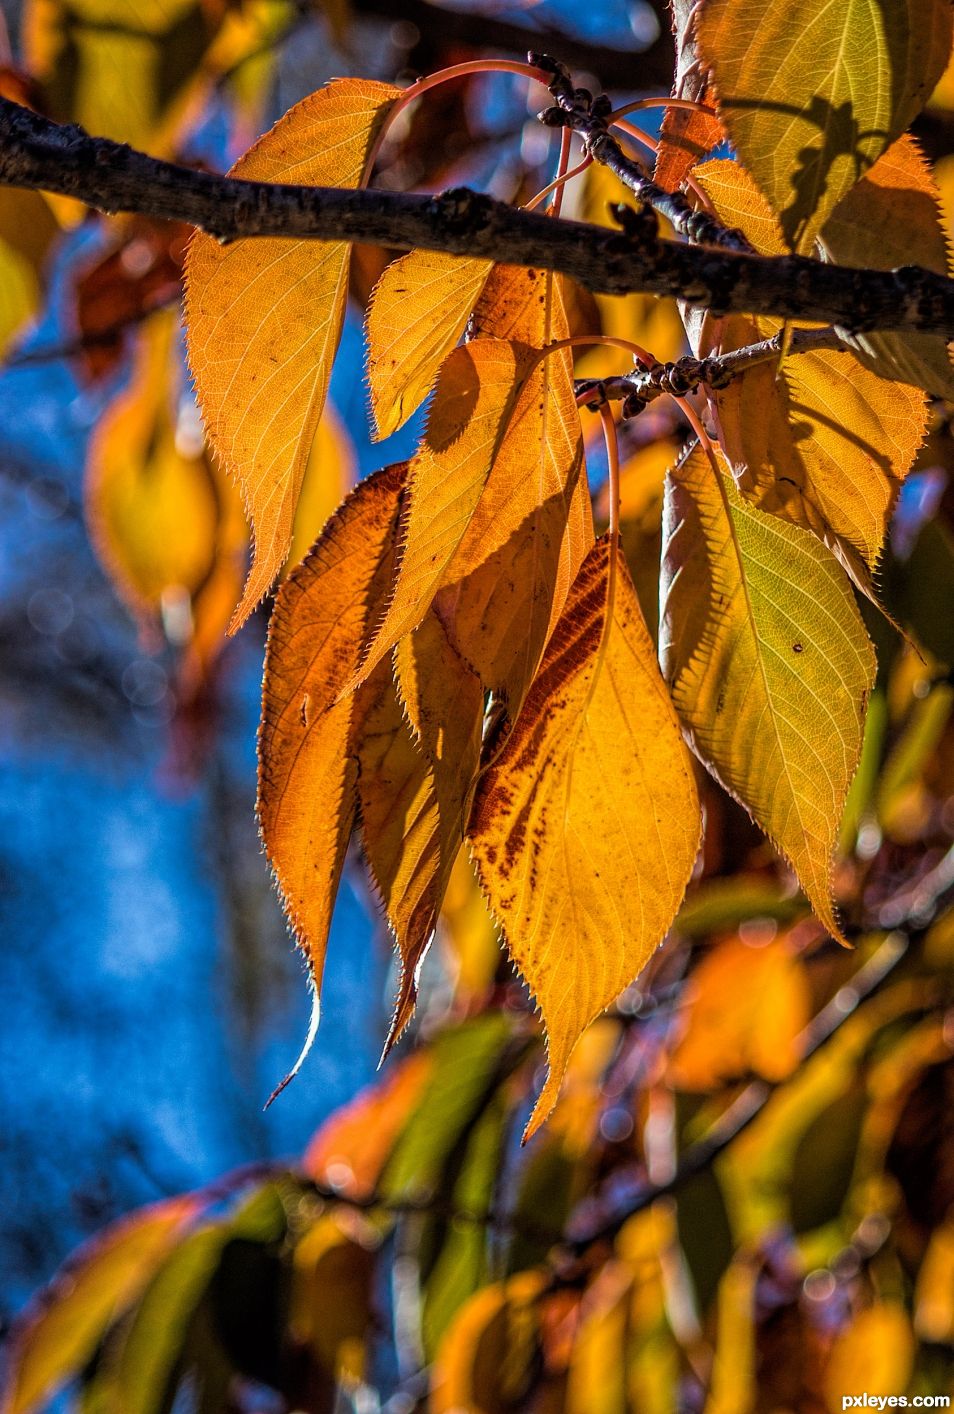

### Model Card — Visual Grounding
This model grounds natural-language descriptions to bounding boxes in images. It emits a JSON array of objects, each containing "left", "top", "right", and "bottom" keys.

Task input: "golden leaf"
[
  {"left": 819, "top": 134, "right": 954, "bottom": 399},
  {"left": 258, "top": 463, "right": 405, "bottom": 1073},
  {"left": 667, "top": 935, "right": 811, "bottom": 1089},
  {"left": 2, "top": 1196, "right": 197, "bottom": 1414},
  {"left": 291, "top": 1212, "right": 376, "bottom": 1386},
  {"left": 823, "top": 1305, "right": 915, "bottom": 1411},
  {"left": 185, "top": 78, "right": 400, "bottom": 630},
  {"left": 659, "top": 444, "right": 876, "bottom": 943},
  {"left": 286, "top": 402, "right": 357, "bottom": 573},
  {"left": 430, "top": 1272, "right": 546, "bottom": 1414},
  {"left": 431, "top": 264, "right": 592, "bottom": 714},
  {"left": 85, "top": 312, "right": 247, "bottom": 679},
  {"left": 355, "top": 337, "right": 531, "bottom": 684},
  {"left": 0, "top": 187, "right": 58, "bottom": 358},
  {"left": 470, "top": 538, "right": 700, "bottom": 1138},
  {"left": 697, "top": 0, "right": 953, "bottom": 251},
  {"left": 367, "top": 250, "right": 494, "bottom": 440},
  {"left": 655, "top": 0, "right": 725, "bottom": 192},
  {"left": 694, "top": 159, "right": 927, "bottom": 578}
]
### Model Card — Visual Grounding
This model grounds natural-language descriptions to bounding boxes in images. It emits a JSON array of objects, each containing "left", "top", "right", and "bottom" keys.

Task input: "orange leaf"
[
  {"left": 303, "top": 1051, "right": 433, "bottom": 1200},
  {"left": 367, "top": 250, "right": 493, "bottom": 440},
  {"left": 286, "top": 402, "right": 357, "bottom": 574},
  {"left": 654, "top": 0, "right": 724, "bottom": 192},
  {"left": 430, "top": 1272, "right": 547, "bottom": 1414},
  {"left": 185, "top": 78, "right": 399, "bottom": 631},
  {"left": 470, "top": 539, "right": 700, "bottom": 1138},
  {"left": 2, "top": 1195, "right": 198, "bottom": 1414},
  {"left": 668, "top": 935, "right": 811, "bottom": 1090},
  {"left": 258, "top": 463, "right": 405, "bottom": 1074}
]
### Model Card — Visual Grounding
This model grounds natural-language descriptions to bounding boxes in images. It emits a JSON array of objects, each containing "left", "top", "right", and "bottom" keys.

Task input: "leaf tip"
[{"left": 264, "top": 983, "right": 321, "bottom": 1109}]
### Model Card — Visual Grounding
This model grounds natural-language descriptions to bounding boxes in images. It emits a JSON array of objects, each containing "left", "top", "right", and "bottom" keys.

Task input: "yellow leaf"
[
  {"left": 819, "top": 134, "right": 954, "bottom": 399},
  {"left": 915, "top": 1220, "right": 954, "bottom": 1343},
  {"left": 432, "top": 265, "right": 592, "bottom": 713},
  {"left": 694, "top": 160, "right": 927, "bottom": 578},
  {"left": 355, "top": 337, "right": 531, "bottom": 684},
  {"left": 291, "top": 1212, "right": 376, "bottom": 1385},
  {"left": 438, "top": 849, "right": 501, "bottom": 1005},
  {"left": 697, "top": 0, "right": 953, "bottom": 252},
  {"left": 258, "top": 463, "right": 405, "bottom": 1063},
  {"left": 1, "top": 1195, "right": 197, "bottom": 1414},
  {"left": 85, "top": 312, "right": 247, "bottom": 676},
  {"left": 565, "top": 1263, "right": 633, "bottom": 1414},
  {"left": 659, "top": 444, "right": 876, "bottom": 943},
  {"left": 823, "top": 1305, "right": 915, "bottom": 1411},
  {"left": 430, "top": 1271, "right": 546, "bottom": 1414},
  {"left": 367, "top": 250, "right": 494, "bottom": 440},
  {"left": 668, "top": 935, "right": 811, "bottom": 1090},
  {"left": 470, "top": 538, "right": 700, "bottom": 1138},
  {"left": 704, "top": 1260, "right": 758, "bottom": 1414},
  {"left": 185, "top": 78, "right": 400, "bottom": 631},
  {"left": 0, "top": 186, "right": 58, "bottom": 357},
  {"left": 286, "top": 402, "right": 357, "bottom": 572},
  {"left": 24, "top": 0, "right": 219, "bottom": 153}
]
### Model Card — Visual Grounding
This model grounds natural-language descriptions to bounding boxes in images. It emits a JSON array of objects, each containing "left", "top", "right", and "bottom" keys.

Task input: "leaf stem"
[{"left": 609, "top": 96, "right": 718, "bottom": 122}]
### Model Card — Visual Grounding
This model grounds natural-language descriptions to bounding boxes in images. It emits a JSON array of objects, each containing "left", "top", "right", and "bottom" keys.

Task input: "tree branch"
[{"left": 3, "top": 100, "right": 954, "bottom": 337}]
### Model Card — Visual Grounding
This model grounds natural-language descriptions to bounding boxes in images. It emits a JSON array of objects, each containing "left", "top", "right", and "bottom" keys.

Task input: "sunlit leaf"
[
  {"left": 291, "top": 1211, "right": 376, "bottom": 1385},
  {"left": 470, "top": 538, "right": 700, "bottom": 1138},
  {"left": 565, "top": 1262, "right": 632, "bottom": 1414},
  {"left": 367, "top": 250, "right": 493, "bottom": 440},
  {"left": 355, "top": 337, "right": 531, "bottom": 683},
  {"left": 430, "top": 1271, "right": 546, "bottom": 1414},
  {"left": 438, "top": 849, "right": 501, "bottom": 1006},
  {"left": 694, "top": 159, "right": 926, "bottom": 581},
  {"left": 823, "top": 1305, "right": 915, "bottom": 1411},
  {"left": 0, "top": 186, "right": 58, "bottom": 358},
  {"left": 258, "top": 463, "right": 405, "bottom": 1075},
  {"left": 286, "top": 402, "right": 357, "bottom": 573},
  {"left": 819, "top": 135, "right": 954, "bottom": 399},
  {"left": 697, "top": 0, "right": 953, "bottom": 251},
  {"left": 85, "top": 312, "right": 247, "bottom": 680},
  {"left": 668, "top": 935, "right": 811, "bottom": 1089},
  {"left": 655, "top": 0, "right": 725, "bottom": 192},
  {"left": 303, "top": 1051, "right": 433, "bottom": 1201},
  {"left": 185, "top": 78, "right": 400, "bottom": 630},
  {"left": 659, "top": 443, "right": 875, "bottom": 942},
  {"left": 2, "top": 1196, "right": 198, "bottom": 1414},
  {"left": 915, "top": 1220, "right": 954, "bottom": 1342}
]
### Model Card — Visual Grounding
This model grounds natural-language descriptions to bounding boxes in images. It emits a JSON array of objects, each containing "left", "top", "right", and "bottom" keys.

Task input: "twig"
[
  {"left": 532, "top": 52, "right": 751, "bottom": 254},
  {"left": 2, "top": 100, "right": 954, "bottom": 335},
  {"left": 576, "top": 326, "right": 849, "bottom": 412}
]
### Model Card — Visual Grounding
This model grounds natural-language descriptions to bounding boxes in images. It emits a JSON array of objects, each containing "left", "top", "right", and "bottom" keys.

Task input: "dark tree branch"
[
  {"left": 576, "top": 326, "right": 849, "bottom": 411},
  {"left": 2, "top": 99, "right": 954, "bottom": 337}
]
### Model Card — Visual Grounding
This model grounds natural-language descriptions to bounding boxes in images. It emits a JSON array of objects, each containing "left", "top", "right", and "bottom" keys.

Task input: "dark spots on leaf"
[
  {"left": 716, "top": 689, "right": 726, "bottom": 715},
  {"left": 792, "top": 642, "right": 803, "bottom": 654}
]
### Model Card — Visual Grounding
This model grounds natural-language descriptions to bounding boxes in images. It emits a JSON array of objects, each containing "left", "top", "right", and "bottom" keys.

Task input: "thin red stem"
[
  {"left": 539, "top": 334, "right": 656, "bottom": 370},
  {"left": 363, "top": 58, "right": 551, "bottom": 183},
  {"left": 524, "top": 152, "right": 591, "bottom": 213},
  {"left": 609, "top": 96, "right": 718, "bottom": 122},
  {"left": 599, "top": 403, "right": 621, "bottom": 549}
]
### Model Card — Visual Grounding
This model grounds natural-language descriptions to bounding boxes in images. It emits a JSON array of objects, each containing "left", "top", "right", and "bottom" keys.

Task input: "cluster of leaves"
[{"left": 6, "top": 0, "right": 954, "bottom": 1406}]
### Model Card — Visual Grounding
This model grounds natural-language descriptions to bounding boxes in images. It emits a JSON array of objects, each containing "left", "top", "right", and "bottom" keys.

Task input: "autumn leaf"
[
  {"left": 697, "top": 0, "right": 953, "bottom": 252},
  {"left": 291, "top": 1212, "right": 376, "bottom": 1386},
  {"left": 185, "top": 77, "right": 400, "bottom": 631},
  {"left": 819, "top": 135, "right": 954, "bottom": 400},
  {"left": 430, "top": 1272, "right": 546, "bottom": 1414},
  {"left": 427, "top": 263, "right": 592, "bottom": 715},
  {"left": 694, "top": 159, "right": 927, "bottom": 579},
  {"left": 823, "top": 1306, "right": 915, "bottom": 1411},
  {"left": 1, "top": 1195, "right": 198, "bottom": 1414},
  {"left": 0, "top": 186, "right": 58, "bottom": 358},
  {"left": 258, "top": 462, "right": 406, "bottom": 1082},
  {"left": 667, "top": 935, "right": 811, "bottom": 1089},
  {"left": 367, "top": 250, "right": 493, "bottom": 440},
  {"left": 470, "top": 538, "right": 700, "bottom": 1138},
  {"left": 654, "top": 0, "right": 725, "bottom": 192},
  {"left": 85, "top": 312, "right": 247, "bottom": 683},
  {"left": 354, "top": 337, "right": 532, "bottom": 683},
  {"left": 659, "top": 443, "right": 876, "bottom": 943},
  {"left": 286, "top": 402, "right": 357, "bottom": 573}
]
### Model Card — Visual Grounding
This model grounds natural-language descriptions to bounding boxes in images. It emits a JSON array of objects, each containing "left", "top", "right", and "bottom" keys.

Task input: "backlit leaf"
[
  {"left": 367, "top": 250, "right": 493, "bottom": 440},
  {"left": 694, "top": 160, "right": 927, "bottom": 578},
  {"left": 697, "top": 0, "right": 953, "bottom": 251},
  {"left": 819, "top": 135, "right": 954, "bottom": 399},
  {"left": 470, "top": 538, "right": 700, "bottom": 1138},
  {"left": 258, "top": 463, "right": 405, "bottom": 1074},
  {"left": 655, "top": 0, "right": 725, "bottom": 192},
  {"left": 0, "top": 186, "right": 58, "bottom": 358},
  {"left": 355, "top": 338, "right": 531, "bottom": 683},
  {"left": 823, "top": 1305, "right": 915, "bottom": 1411},
  {"left": 286, "top": 402, "right": 357, "bottom": 573},
  {"left": 85, "top": 312, "right": 247, "bottom": 677},
  {"left": 431, "top": 263, "right": 592, "bottom": 713},
  {"left": 185, "top": 78, "right": 400, "bottom": 630},
  {"left": 659, "top": 444, "right": 876, "bottom": 943},
  {"left": 291, "top": 1212, "right": 376, "bottom": 1385},
  {"left": 667, "top": 935, "right": 811, "bottom": 1089},
  {"left": 1, "top": 1196, "right": 197, "bottom": 1414},
  {"left": 430, "top": 1272, "right": 546, "bottom": 1414}
]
